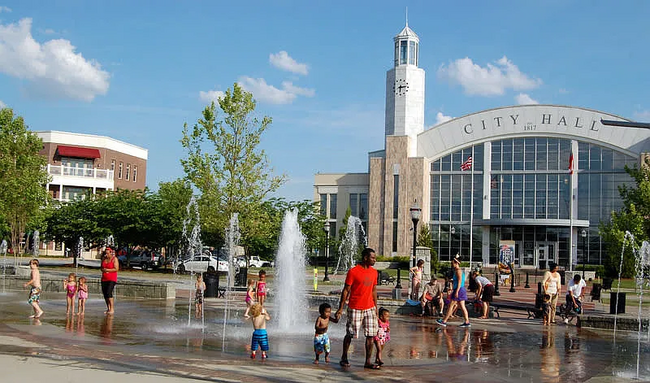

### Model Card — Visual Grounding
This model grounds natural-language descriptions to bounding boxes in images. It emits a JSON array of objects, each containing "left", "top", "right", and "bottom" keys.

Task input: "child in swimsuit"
[
  {"left": 244, "top": 279, "right": 256, "bottom": 318},
  {"left": 248, "top": 303, "right": 271, "bottom": 359},
  {"left": 374, "top": 307, "right": 390, "bottom": 366},
  {"left": 24, "top": 259, "right": 43, "bottom": 319},
  {"left": 77, "top": 276, "right": 88, "bottom": 315},
  {"left": 63, "top": 273, "right": 77, "bottom": 315},
  {"left": 195, "top": 274, "right": 206, "bottom": 319},
  {"left": 256, "top": 270, "right": 267, "bottom": 307},
  {"left": 313, "top": 302, "right": 339, "bottom": 364}
]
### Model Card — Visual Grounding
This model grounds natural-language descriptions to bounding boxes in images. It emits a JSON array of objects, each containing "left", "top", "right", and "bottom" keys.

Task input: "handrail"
[{"left": 47, "top": 164, "right": 114, "bottom": 181}]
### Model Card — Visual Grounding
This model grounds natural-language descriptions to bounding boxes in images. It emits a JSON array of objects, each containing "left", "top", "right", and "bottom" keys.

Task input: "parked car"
[
  {"left": 175, "top": 255, "right": 229, "bottom": 274},
  {"left": 118, "top": 250, "right": 163, "bottom": 270},
  {"left": 248, "top": 256, "right": 272, "bottom": 268}
]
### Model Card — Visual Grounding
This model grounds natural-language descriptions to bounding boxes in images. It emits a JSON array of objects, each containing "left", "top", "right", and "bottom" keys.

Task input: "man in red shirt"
[{"left": 335, "top": 247, "right": 380, "bottom": 369}]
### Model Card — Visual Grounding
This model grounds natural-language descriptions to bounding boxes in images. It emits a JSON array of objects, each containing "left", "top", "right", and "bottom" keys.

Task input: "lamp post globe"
[
  {"left": 410, "top": 203, "right": 421, "bottom": 268},
  {"left": 323, "top": 221, "right": 331, "bottom": 282},
  {"left": 581, "top": 229, "right": 587, "bottom": 279}
]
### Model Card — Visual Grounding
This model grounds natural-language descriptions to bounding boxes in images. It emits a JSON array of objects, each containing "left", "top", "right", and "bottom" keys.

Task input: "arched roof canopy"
[{"left": 417, "top": 105, "right": 650, "bottom": 160}]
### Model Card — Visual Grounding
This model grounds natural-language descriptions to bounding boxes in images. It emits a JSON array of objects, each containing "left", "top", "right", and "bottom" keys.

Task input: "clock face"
[{"left": 393, "top": 78, "right": 409, "bottom": 96}]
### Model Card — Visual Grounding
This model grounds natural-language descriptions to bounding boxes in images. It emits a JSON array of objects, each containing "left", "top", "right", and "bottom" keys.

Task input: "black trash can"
[
  {"left": 204, "top": 272, "right": 219, "bottom": 298},
  {"left": 236, "top": 267, "right": 248, "bottom": 286},
  {"left": 610, "top": 292, "right": 626, "bottom": 314},
  {"left": 559, "top": 270, "right": 566, "bottom": 286}
]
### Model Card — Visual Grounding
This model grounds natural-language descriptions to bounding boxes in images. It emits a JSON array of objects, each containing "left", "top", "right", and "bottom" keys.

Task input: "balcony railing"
[{"left": 47, "top": 165, "right": 114, "bottom": 181}]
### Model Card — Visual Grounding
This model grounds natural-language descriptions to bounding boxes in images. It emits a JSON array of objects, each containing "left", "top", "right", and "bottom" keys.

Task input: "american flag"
[{"left": 460, "top": 156, "right": 473, "bottom": 171}]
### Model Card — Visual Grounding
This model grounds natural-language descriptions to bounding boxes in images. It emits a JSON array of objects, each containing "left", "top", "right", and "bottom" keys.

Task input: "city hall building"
[{"left": 314, "top": 23, "right": 650, "bottom": 270}]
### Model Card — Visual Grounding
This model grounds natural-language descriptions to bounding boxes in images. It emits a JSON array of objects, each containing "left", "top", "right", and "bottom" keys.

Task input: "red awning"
[{"left": 56, "top": 145, "right": 101, "bottom": 159}]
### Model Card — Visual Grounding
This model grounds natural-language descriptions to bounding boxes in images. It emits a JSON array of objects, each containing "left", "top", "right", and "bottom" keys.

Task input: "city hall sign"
[
  {"left": 417, "top": 105, "right": 650, "bottom": 160},
  {"left": 462, "top": 113, "right": 601, "bottom": 135}
]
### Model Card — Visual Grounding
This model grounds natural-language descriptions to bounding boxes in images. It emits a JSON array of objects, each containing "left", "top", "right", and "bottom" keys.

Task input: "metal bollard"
[
  {"left": 396, "top": 268, "right": 402, "bottom": 289},
  {"left": 494, "top": 271, "right": 501, "bottom": 296},
  {"left": 525, "top": 272, "right": 530, "bottom": 288}
]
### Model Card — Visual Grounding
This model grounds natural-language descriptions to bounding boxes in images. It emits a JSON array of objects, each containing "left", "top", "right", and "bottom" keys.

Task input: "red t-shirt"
[{"left": 344, "top": 265, "right": 378, "bottom": 310}]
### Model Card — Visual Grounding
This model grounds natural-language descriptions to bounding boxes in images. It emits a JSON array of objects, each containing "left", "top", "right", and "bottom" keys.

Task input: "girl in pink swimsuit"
[
  {"left": 244, "top": 278, "right": 256, "bottom": 318},
  {"left": 77, "top": 276, "right": 88, "bottom": 315},
  {"left": 63, "top": 273, "right": 77, "bottom": 315}
]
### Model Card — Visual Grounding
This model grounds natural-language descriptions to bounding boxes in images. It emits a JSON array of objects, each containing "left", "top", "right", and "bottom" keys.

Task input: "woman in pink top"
[{"left": 101, "top": 246, "right": 119, "bottom": 315}]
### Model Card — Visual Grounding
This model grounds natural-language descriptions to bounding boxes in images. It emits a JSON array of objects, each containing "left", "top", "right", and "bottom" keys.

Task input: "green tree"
[
  {"left": 0, "top": 108, "right": 50, "bottom": 253},
  {"left": 95, "top": 189, "right": 152, "bottom": 248},
  {"left": 417, "top": 224, "right": 439, "bottom": 274},
  {"left": 180, "top": 83, "right": 286, "bottom": 257},
  {"left": 600, "top": 159, "right": 650, "bottom": 278},
  {"left": 44, "top": 197, "right": 110, "bottom": 265},
  {"left": 153, "top": 179, "right": 193, "bottom": 256}
]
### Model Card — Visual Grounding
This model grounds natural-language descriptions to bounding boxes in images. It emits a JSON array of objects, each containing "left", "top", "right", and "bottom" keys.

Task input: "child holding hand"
[
  {"left": 313, "top": 303, "right": 339, "bottom": 364},
  {"left": 374, "top": 307, "right": 390, "bottom": 366}
]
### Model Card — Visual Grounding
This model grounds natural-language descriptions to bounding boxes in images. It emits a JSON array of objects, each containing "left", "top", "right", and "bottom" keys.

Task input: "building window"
[
  {"left": 393, "top": 175, "right": 399, "bottom": 218},
  {"left": 349, "top": 194, "right": 359, "bottom": 217},
  {"left": 125, "top": 164, "right": 131, "bottom": 181},
  {"left": 118, "top": 162, "right": 123, "bottom": 179},
  {"left": 400, "top": 40, "right": 407, "bottom": 65},
  {"left": 409, "top": 41, "right": 416, "bottom": 65},
  {"left": 359, "top": 193, "right": 368, "bottom": 220},
  {"left": 133, "top": 166, "right": 137, "bottom": 182},
  {"left": 320, "top": 194, "right": 327, "bottom": 216},
  {"left": 329, "top": 194, "right": 337, "bottom": 219},
  {"left": 110, "top": 159, "right": 116, "bottom": 171},
  {"left": 392, "top": 221, "right": 398, "bottom": 253}
]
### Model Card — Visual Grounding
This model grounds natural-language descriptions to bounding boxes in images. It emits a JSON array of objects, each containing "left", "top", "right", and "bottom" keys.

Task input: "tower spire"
[{"left": 405, "top": 7, "right": 408, "bottom": 27}]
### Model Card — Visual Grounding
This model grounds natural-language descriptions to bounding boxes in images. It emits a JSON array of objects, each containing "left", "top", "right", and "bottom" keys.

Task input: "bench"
[
  {"left": 491, "top": 302, "right": 541, "bottom": 319},
  {"left": 378, "top": 271, "right": 395, "bottom": 286}
]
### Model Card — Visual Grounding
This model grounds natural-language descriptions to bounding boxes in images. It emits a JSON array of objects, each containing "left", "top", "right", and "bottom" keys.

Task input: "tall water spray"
[
  {"left": 182, "top": 196, "right": 203, "bottom": 328},
  {"left": 32, "top": 231, "right": 39, "bottom": 258},
  {"left": 222, "top": 213, "right": 240, "bottom": 349},
  {"left": 634, "top": 241, "right": 650, "bottom": 379},
  {"left": 1, "top": 240, "right": 7, "bottom": 293},
  {"left": 335, "top": 216, "right": 366, "bottom": 274},
  {"left": 275, "top": 209, "right": 308, "bottom": 331}
]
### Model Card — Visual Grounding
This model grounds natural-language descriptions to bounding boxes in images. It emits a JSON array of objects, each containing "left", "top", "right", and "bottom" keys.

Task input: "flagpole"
[
  {"left": 568, "top": 148, "right": 574, "bottom": 272},
  {"left": 469, "top": 156, "right": 474, "bottom": 270}
]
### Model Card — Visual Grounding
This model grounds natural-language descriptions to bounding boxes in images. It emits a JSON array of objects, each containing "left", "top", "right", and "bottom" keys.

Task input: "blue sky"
[{"left": 1, "top": 1, "right": 649, "bottom": 201}]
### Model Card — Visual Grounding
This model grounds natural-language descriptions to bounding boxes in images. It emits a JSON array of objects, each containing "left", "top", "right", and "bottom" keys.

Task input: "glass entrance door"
[{"left": 535, "top": 241, "right": 558, "bottom": 270}]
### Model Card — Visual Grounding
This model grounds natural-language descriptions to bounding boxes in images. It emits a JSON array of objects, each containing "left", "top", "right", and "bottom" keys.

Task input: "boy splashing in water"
[
  {"left": 314, "top": 302, "right": 339, "bottom": 364},
  {"left": 248, "top": 303, "right": 271, "bottom": 359}
]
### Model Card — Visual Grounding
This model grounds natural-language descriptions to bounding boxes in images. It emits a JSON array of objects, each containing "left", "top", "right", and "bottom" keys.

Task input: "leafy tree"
[
  {"left": 600, "top": 159, "right": 650, "bottom": 278},
  {"left": 95, "top": 189, "right": 151, "bottom": 248},
  {"left": 180, "top": 83, "right": 286, "bottom": 257},
  {"left": 153, "top": 179, "right": 193, "bottom": 257},
  {"left": 0, "top": 108, "right": 50, "bottom": 253},
  {"left": 44, "top": 197, "right": 110, "bottom": 265},
  {"left": 417, "top": 224, "right": 439, "bottom": 274}
]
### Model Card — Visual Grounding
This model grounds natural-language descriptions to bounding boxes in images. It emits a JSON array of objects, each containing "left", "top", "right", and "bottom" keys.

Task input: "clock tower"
[{"left": 385, "top": 22, "right": 425, "bottom": 156}]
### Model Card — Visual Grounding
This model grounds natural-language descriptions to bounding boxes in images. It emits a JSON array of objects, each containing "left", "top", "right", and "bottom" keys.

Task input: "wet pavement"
[{"left": 0, "top": 289, "right": 649, "bottom": 382}]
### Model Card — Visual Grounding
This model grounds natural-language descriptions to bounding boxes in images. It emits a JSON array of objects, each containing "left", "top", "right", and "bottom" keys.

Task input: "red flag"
[
  {"left": 461, "top": 156, "right": 473, "bottom": 171},
  {"left": 568, "top": 151, "right": 574, "bottom": 174}
]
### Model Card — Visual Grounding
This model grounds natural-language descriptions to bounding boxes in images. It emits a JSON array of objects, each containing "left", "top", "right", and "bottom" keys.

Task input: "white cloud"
[
  {"left": 42, "top": 28, "right": 56, "bottom": 35},
  {"left": 515, "top": 93, "right": 539, "bottom": 105},
  {"left": 0, "top": 100, "right": 5, "bottom": 108},
  {"left": 238, "top": 76, "right": 314, "bottom": 105},
  {"left": 435, "top": 111, "right": 453, "bottom": 125},
  {"left": 438, "top": 56, "right": 541, "bottom": 96},
  {"left": 559, "top": 88, "right": 569, "bottom": 94},
  {"left": 634, "top": 110, "right": 650, "bottom": 122},
  {"left": 281, "top": 81, "right": 315, "bottom": 97},
  {"left": 269, "top": 51, "right": 308, "bottom": 75},
  {"left": 0, "top": 18, "right": 109, "bottom": 101},
  {"left": 0, "top": 6, "right": 11, "bottom": 13},
  {"left": 199, "top": 89, "right": 225, "bottom": 104}
]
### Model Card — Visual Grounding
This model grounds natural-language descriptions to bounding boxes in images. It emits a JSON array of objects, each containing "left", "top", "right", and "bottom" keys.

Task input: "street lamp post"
[
  {"left": 581, "top": 229, "right": 587, "bottom": 280},
  {"left": 450, "top": 226, "right": 456, "bottom": 261},
  {"left": 410, "top": 203, "right": 421, "bottom": 269},
  {"left": 323, "top": 221, "right": 330, "bottom": 282}
]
